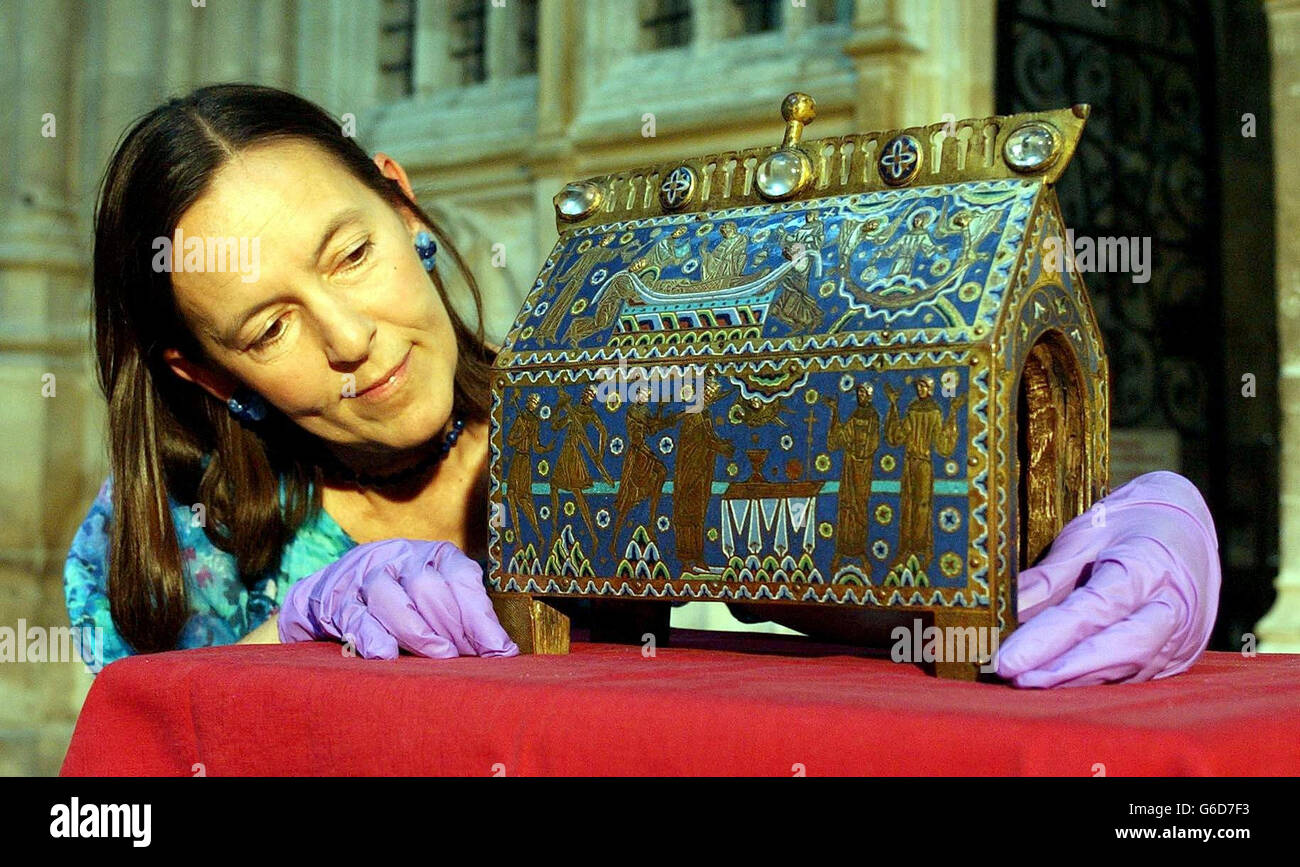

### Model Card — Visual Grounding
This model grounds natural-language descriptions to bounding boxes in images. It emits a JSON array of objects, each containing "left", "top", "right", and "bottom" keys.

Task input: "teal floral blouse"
[{"left": 63, "top": 473, "right": 490, "bottom": 673}]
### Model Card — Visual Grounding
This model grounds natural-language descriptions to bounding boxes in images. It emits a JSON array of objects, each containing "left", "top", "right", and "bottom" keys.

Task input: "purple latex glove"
[
  {"left": 995, "top": 471, "right": 1220, "bottom": 688},
  {"left": 277, "top": 538, "right": 519, "bottom": 660}
]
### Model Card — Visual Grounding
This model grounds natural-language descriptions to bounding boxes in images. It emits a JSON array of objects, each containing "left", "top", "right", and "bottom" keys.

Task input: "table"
[{"left": 60, "top": 630, "right": 1300, "bottom": 776}]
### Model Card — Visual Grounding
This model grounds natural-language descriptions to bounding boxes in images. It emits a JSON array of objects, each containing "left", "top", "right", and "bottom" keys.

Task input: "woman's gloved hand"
[
  {"left": 995, "top": 471, "right": 1220, "bottom": 688},
  {"left": 277, "top": 538, "right": 519, "bottom": 660}
]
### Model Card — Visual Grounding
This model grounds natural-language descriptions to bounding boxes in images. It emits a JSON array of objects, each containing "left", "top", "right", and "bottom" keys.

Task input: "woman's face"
[{"left": 163, "top": 139, "right": 458, "bottom": 457}]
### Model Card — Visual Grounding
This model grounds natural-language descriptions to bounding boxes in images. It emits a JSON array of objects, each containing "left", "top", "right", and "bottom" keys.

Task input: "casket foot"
[
  {"left": 489, "top": 593, "right": 570, "bottom": 654},
  {"left": 930, "top": 609, "right": 994, "bottom": 681}
]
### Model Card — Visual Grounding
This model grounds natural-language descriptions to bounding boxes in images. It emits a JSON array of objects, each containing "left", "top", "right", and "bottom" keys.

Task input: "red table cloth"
[{"left": 61, "top": 630, "right": 1300, "bottom": 776}]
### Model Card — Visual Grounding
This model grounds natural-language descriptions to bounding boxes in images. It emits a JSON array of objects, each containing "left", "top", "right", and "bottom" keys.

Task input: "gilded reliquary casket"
[{"left": 487, "top": 93, "right": 1109, "bottom": 678}]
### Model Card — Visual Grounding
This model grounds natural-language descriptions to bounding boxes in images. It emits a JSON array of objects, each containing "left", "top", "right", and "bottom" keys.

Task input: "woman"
[
  {"left": 67, "top": 83, "right": 514, "bottom": 667},
  {"left": 65, "top": 84, "right": 1220, "bottom": 688}
]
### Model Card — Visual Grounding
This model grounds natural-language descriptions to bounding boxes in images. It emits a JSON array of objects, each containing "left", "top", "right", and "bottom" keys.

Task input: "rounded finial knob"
[{"left": 782, "top": 92, "right": 816, "bottom": 125}]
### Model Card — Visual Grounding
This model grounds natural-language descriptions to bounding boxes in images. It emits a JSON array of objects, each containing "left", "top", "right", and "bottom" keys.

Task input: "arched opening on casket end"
[{"left": 1016, "top": 329, "right": 1089, "bottom": 572}]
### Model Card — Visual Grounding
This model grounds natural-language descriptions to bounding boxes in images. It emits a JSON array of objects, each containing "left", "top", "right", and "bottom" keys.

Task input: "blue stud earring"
[
  {"left": 415, "top": 230, "right": 437, "bottom": 271},
  {"left": 227, "top": 387, "right": 267, "bottom": 424}
]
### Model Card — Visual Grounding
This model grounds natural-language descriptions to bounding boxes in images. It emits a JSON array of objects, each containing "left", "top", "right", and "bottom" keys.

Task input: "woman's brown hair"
[{"left": 92, "top": 83, "right": 495, "bottom": 653}]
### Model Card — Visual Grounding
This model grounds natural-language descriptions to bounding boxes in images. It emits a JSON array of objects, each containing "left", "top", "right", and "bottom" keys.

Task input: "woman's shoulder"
[
  {"left": 63, "top": 478, "right": 128, "bottom": 670},
  {"left": 62, "top": 474, "right": 240, "bottom": 666},
  {"left": 66, "top": 477, "right": 114, "bottom": 573},
  {"left": 64, "top": 470, "right": 355, "bottom": 646},
  {"left": 64, "top": 472, "right": 247, "bottom": 601}
]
